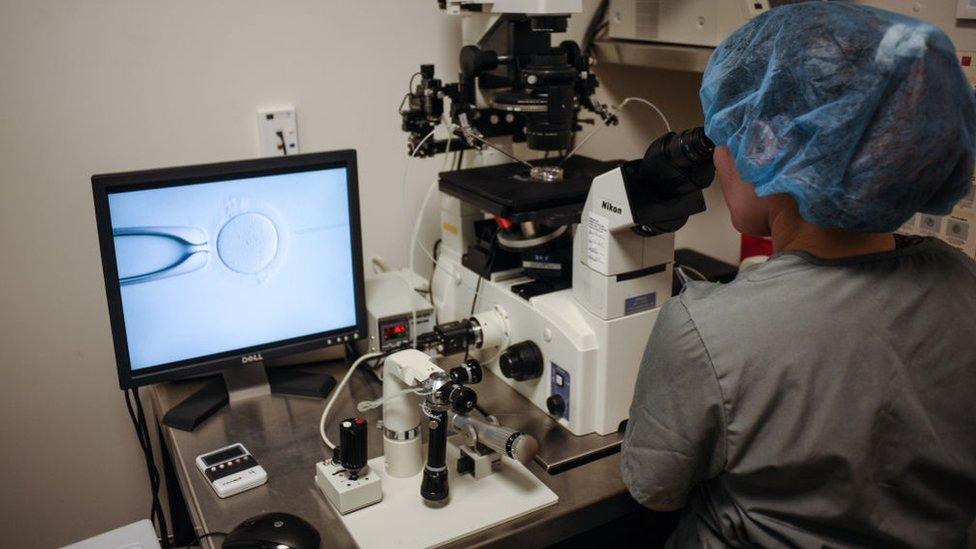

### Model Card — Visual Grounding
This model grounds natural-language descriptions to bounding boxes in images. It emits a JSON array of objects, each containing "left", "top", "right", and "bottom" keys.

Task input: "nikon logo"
[
  {"left": 601, "top": 201, "right": 622, "bottom": 215},
  {"left": 241, "top": 353, "right": 264, "bottom": 364}
]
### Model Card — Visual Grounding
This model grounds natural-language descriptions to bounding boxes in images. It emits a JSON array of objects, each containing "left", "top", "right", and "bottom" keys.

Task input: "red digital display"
[{"left": 383, "top": 323, "right": 408, "bottom": 339}]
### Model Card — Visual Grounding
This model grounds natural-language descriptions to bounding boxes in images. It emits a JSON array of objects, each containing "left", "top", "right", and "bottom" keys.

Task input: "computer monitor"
[{"left": 92, "top": 151, "right": 367, "bottom": 426}]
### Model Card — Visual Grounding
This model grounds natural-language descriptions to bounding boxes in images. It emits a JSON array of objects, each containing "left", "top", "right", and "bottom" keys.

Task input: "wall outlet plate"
[
  {"left": 314, "top": 460, "right": 383, "bottom": 515},
  {"left": 257, "top": 107, "right": 299, "bottom": 157}
]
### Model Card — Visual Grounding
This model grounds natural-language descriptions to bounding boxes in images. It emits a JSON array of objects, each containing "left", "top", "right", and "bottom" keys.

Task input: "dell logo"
[
  {"left": 601, "top": 200, "right": 622, "bottom": 215},
  {"left": 241, "top": 353, "right": 264, "bottom": 364}
]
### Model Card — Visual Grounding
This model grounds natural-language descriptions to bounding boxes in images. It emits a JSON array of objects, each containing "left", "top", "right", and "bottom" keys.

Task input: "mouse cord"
[{"left": 179, "top": 531, "right": 227, "bottom": 548}]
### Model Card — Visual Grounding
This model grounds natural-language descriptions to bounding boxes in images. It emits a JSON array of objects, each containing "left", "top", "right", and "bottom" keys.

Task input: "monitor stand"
[{"left": 162, "top": 363, "right": 337, "bottom": 432}]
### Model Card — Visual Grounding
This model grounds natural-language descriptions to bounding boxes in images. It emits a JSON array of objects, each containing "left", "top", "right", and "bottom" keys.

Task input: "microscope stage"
[{"left": 438, "top": 156, "right": 618, "bottom": 224}]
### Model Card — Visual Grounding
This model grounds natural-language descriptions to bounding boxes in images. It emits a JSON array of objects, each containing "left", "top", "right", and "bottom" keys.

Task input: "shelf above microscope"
[{"left": 592, "top": 39, "right": 715, "bottom": 73}]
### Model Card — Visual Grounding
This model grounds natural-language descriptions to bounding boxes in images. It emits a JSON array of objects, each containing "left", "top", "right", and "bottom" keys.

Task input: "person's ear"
[{"left": 714, "top": 147, "right": 771, "bottom": 236}]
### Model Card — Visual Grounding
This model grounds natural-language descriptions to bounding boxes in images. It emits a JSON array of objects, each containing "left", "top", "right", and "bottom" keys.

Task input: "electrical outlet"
[{"left": 257, "top": 107, "right": 299, "bottom": 157}]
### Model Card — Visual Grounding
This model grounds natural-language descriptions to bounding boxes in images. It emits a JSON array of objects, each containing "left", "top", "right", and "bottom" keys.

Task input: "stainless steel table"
[{"left": 150, "top": 361, "right": 640, "bottom": 548}]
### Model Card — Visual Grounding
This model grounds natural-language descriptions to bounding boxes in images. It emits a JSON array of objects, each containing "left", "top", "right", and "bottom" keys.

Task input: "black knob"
[
  {"left": 457, "top": 454, "right": 475, "bottom": 476},
  {"left": 546, "top": 395, "right": 566, "bottom": 417},
  {"left": 450, "top": 359, "right": 483, "bottom": 384},
  {"left": 460, "top": 45, "right": 499, "bottom": 78},
  {"left": 447, "top": 385, "right": 478, "bottom": 414},
  {"left": 337, "top": 417, "right": 368, "bottom": 475},
  {"left": 499, "top": 341, "right": 544, "bottom": 381},
  {"left": 421, "top": 467, "right": 449, "bottom": 502}
]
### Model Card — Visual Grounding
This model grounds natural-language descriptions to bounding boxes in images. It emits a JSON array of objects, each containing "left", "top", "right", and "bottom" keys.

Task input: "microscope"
[{"left": 398, "top": 0, "right": 717, "bottom": 438}]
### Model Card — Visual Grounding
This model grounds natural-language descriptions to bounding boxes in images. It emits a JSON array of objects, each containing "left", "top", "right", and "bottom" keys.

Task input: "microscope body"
[
  {"left": 396, "top": 2, "right": 713, "bottom": 437},
  {"left": 572, "top": 167, "right": 677, "bottom": 320},
  {"left": 425, "top": 131, "right": 713, "bottom": 437}
]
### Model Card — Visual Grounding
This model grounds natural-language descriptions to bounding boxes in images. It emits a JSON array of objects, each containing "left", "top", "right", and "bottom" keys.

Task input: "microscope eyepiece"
[
  {"left": 639, "top": 126, "right": 716, "bottom": 198},
  {"left": 667, "top": 127, "right": 715, "bottom": 170}
]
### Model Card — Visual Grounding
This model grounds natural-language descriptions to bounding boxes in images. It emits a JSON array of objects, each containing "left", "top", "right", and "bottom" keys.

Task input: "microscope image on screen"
[
  {"left": 107, "top": 168, "right": 358, "bottom": 371},
  {"left": 114, "top": 196, "right": 294, "bottom": 286}
]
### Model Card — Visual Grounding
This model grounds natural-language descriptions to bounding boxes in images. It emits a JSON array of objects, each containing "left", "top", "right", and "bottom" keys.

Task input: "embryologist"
[{"left": 621, "top": 3, "right": 976, "bottom": 547}]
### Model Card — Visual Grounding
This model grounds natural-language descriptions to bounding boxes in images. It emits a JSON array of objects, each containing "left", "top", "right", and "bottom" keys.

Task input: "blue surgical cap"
[{"left": 700, "top": 1, "right": 976, "bottom": 232}]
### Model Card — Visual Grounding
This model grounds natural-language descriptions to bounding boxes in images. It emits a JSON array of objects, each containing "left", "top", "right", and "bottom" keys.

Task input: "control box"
[
  {"left": 314, "top": 460, "right": 383, "bottom": 514},
  {"left": 363, "top": 270, "right": 435, "bottom": 353},
  {"left": 195, "top": 443, "right": 267, "bottom": 498}
]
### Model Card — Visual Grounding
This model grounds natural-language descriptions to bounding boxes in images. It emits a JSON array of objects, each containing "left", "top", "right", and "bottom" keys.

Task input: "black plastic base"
[
  {"left": 162, "top": 366, "right": 337, "bottom": 432},
  {"left": 266, "top": 366, "right": 337, "bottom": 399},
  {"left": 511, "top": 278, "right": 571, "bottom": 299},
  {"left": 162, "top": 377, "right": 228, "bottom": 432}
]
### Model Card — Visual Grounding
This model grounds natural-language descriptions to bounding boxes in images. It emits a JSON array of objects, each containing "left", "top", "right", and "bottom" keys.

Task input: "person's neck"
[{"left": 768, "top": 205, "right": 895, "bottom": 259}]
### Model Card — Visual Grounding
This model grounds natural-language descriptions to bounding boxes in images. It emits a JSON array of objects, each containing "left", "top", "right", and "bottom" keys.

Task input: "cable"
[
  {"left": 559, "top": 123, "right": 610, "bottom": 166},
  {"left": 465, "top": 227, "right": 500, "bottom": 360},
  {"left": 407, "top": 71, "right": 422, "bottom": 92},
  {"left": 409, "top": 177, "right": 443, "bottom": 346},
  {"left": 469, "top": 232, "right": 499, "bottom": 317},
  {"left": 618, "top": 97, "right": 673, "bottom": 133},
  {"left": 125, "top": 391, "right": 165, "bottom": 545},
  {"left": 429, "top": 239, "right": 442, "bottom": 323},
  {"left": 357, "top": 384, "right": 431, "bottom": 412},
  {"left": 180, "top": 531, "right": 227, "bottom": 548},
  {"left": 561, "top": 96, "right": 674, "bottom": 165},
  {"left": 125, "top": 388, "right": 171, "bottom": 549},
  {"left": 320, "top": 351, "right": 386, "bottom": 449},
  {"left": 675, "top": 263, "right": 708, "bottom": 281}
]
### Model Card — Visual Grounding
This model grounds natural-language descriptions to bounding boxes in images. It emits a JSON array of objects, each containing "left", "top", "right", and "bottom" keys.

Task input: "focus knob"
[
  {"left": 460, "top": 45, "right": 499, "bottom": 78},
  {"left": 447, "top": 385, "right": 478, "bottom": 415},
  {"left": 546, "top": 395, "right": 565, "bottom": 417},
  {"left": 499, "top": 341, "right": 544, "bottom": 382},
  {"left": 449, "top": 359, "right": 483, "bottom": 384}
]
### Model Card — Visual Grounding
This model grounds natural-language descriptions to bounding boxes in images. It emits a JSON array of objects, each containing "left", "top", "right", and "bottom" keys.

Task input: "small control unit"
[
  {"left": 315, "top": 417, "right": 383, "bottom": 514},
  {"left": 363, "top": 270, "right": 435, "bottom": 353},
  {"left": 195, "top": 443, "right": 267, "bottom": 498}
]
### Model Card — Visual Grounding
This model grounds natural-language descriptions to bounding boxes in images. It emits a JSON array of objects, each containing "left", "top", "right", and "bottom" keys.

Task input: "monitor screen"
[{"left": 93, "top": 151, "right": 365, "bottom": 387}]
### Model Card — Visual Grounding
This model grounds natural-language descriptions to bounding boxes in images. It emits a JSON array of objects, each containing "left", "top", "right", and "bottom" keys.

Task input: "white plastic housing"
[
  {"left": 381, "top": 350, "right": 442, "bottom": 477},
  {"left": 315, "top": 461, "right": 382, "bottom": 515}
]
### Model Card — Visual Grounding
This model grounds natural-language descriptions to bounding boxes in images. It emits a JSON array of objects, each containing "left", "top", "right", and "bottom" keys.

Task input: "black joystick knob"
[
  {"left": 450, "top": 359, "right": 483, "bottom": 385},
  {"left": 546, "top": 395, "right": 566, "bottom": 417},
  {"left": 336, "top": 417, "right": 368, "bottom": 476},
  {"left": 499, "top": 341, "right": 544, "bottom": 381}
]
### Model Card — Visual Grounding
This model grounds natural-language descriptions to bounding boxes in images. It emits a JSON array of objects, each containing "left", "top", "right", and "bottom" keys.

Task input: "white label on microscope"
[{"left": 587, "top": 212, "right": 610, "bottom": 273}]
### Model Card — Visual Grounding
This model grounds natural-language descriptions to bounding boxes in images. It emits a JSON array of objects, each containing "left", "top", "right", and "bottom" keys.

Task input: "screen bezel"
[{"left": 92, "top": 150, "right": 368, "bottom": 389}]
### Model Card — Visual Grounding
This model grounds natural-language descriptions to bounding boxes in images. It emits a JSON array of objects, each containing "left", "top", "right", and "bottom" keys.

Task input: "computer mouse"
[{"left": 222, "top": 512, "right": 321, "bottom": 549}]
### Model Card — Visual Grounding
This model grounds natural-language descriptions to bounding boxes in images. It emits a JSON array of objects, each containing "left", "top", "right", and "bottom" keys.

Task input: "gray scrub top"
[{"left": 621, "top": 236, "right": 976, "bottom": 548}]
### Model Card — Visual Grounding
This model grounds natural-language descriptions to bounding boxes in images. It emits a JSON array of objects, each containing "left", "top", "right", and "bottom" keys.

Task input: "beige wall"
[
  {"left": 0, "top": 2, "right": 463, "bottom": 547},
  {"left": 0, "top": 1, "right": 729, "bottom": 546}
]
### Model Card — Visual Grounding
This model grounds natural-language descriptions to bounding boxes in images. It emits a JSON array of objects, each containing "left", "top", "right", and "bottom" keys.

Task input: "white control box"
[
  {"left": 314, "top": 459, "right": 383, "bottom": 515},
  {"left": 195, "top": 443, "right": 267, "bottom": 499}
]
